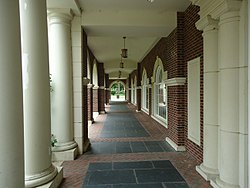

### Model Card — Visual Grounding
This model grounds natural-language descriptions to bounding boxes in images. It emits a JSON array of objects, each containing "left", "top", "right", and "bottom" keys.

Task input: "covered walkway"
[{"left": 60, "top": 102, "right": 211, "bottom": 188}]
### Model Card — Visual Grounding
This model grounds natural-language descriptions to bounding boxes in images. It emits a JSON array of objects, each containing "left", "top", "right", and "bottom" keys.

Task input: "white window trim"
[{"left": 187, "top": 57, "right": 201, "bottom": 146}]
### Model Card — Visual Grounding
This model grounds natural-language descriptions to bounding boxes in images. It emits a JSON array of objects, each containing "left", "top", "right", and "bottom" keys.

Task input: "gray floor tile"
[
  {"left": 88, "top": 162, "right": 112, "bottom": 171},
  {"left": 113, "top": 161, "right": 153, "bottom": 170},
  {"left": 163, "top": 182, "right": 189, "bottom": 188},
  {"left": 87, "top": 170, "right": 136, "bottom": 185},
  {"left": 135, "top": 169, "right": 185, "bottom": 183},
  {"left": 84, "top": 185, "right": 112, "bottom": 188},
  {"left": 131, "top": 142, "right": 148, "bottom": 153},
  {"left": 113, "top": 183, "right": 164, "bottom": 188},
  {"left": 152, "top": 160, "right": 175, "bottom": 169}
]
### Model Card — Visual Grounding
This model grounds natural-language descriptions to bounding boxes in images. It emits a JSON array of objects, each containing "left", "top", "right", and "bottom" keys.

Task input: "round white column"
[
  {"left": 216, "top": 11, "right": 240, "bottom": 187},
  {"left": 0, "top": 1, "right": 24, "bottom": 187},
  {"left": 196, "top": 17, "right": 219, "bottom": 180},
  {"left": 248, "top": 1, "right": 250, "bottom": 187},
  {"left": 19, "top": 0, "right": 57, "bottom": 187},
  {"left": 48, "top": 11, "right": 77, "bottom": 151}
]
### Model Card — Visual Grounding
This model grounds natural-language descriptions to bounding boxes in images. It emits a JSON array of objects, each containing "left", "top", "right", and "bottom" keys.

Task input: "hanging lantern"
[{"left": 121, "top": 36, "right": 128, "bottom": 58}]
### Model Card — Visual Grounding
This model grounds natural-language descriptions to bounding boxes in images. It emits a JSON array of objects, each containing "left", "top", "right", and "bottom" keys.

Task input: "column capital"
[
  {"left": 193, "top": 0, "right": 242, "bottom": 24},
  {"left": 82, "top": 77, "right": 90, "bottom": 86},
  {"left": 93, "top": 85, "right": 99, "bottom": 90},
  {"left": 196, "top": 15, "right": 218, "bottom": 32},
  {"left": 165, "top": 77, "right": 186, "bottom": 87},
  {"left": 48, "top": 9, "right": 74, "bottom": 25},
  {"left": 99, "top": 86, "right": 105, "bottom": 90},
  {"left": 87, "top": 83, "right": 93, "bottom": 89}
]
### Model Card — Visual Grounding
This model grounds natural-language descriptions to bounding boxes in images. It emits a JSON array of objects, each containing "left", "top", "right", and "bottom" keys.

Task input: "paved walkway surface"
[{"left": 59, "top": 101, "right": 211, "bottom": 188}]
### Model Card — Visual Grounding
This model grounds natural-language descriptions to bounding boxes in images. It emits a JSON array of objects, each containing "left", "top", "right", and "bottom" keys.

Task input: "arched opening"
[
  {"left": 87, "top": 50, "right": 91, "bottom": 80},
  {"left": 110, "top": 81, "right": 126, "bottom": 101},
  {"left": 152, "top": 57, "right": 167, "bottom": 126},
  {"left": 92, "top": 60, "right": 98, "bottom": 87},
  {"left": 141, "top": 69, "right": 149, "bottom": 113},
  {"left": 134, "top": 76, "right": 137, "bottom": 105}
]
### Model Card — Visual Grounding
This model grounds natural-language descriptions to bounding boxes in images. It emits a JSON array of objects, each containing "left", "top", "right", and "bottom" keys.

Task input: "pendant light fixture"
[
  {"left": 121, "top": 36, "right": 128, "bottom": 58},
  {"left": 120, "top": 55, "right": 124, "bottom": 68}
]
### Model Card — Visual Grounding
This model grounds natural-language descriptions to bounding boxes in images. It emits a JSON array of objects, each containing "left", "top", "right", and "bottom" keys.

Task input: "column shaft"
[
  {"left": 19, "top": 0, "right": 57, "bottom": 186},
  {"left": 93, "top": 86, "right": 99, "bottom": 119},
  {"left": 0, "top": 1, "right": 24, "bottom": 187},
  {"left": 98, "top": 87, "right": 105, "bottom": 113},
  {"left": 88, "top": 84, "right": 94, "bottom": 125},
  {"left": 196, "top": 18, "right": 219, "bottom": 180},
  {"left": 49, "top": 12, "right": 77, "bottom": 151},
  {"left": 216, "top": 11, "right": 240, "bottom": 187}
]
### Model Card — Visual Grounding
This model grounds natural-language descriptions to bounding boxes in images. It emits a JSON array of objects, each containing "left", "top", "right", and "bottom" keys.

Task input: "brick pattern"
[
  {"left": 183, "top": 5, "right": 204, "bottom": 163},
  {"left": 105, "top": 90, "right": 110, "bottom": 105},
  {"left": 87, "top": 87, "right": 93, "bottom": 121},
  {"left": 167, "top": 85, "right": 185, "bottom": 146},
  {"left": 98, "top": 63, "right": 104, "bottom": 87},
  {"left": 128, "top": 5, "right": 204, "bottom": 163},
  {"left": 82, "top": 29, "right": 90, "bottom": 147},
  {"left": 82, "top": 30, "right": 88, "bottom": 77},
  {"left": 92, "top": 88, "right": 98, "bottom": 112},
  {"left": 136, "top": 88, "right": 141, "bottom": 111},
  {"left": 98, "top": 88, "right": 105, "bottom": 112},
  {"left": 82, "top": 85, "right": 89, "bottom": 143},
  {"left": 59, "top": 103, "right": 211, "bottom": 188}
]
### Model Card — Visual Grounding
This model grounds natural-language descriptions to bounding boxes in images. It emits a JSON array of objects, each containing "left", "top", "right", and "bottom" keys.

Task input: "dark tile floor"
[
  {"left": 59, "top": 101, "right": 212, "bottom": 188},
  {"left": 83, "top": 160, "right": 189, "bottom": 188},
  {"left": 86, "top": 141, "right": 174, "bottom": 154}
]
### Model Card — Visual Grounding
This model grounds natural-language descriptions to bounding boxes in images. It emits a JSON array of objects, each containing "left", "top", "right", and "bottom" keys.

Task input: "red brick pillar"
[
  {"left": 136, "top": 87, "right": 142, "bottom": 111},
  {"left": 82, "top": 78, "right": 90, "bottom": 152},
  {"left": 105, "top": 89, "right": 110, "bottom": 105},
  {"left": 128, "top": 88, "right": 131, "bottom": 103},
  {"left": 98, "top": 86, "right": 105, "bottom": 114},
  {"left": 148, "top": 85, "right": 152, "bottom": 115},
  {"left": 92, "top": 86, "right": 99, "bottom": 119},
  {"left": 87, "top": 83, "right": 93, "bottom": 125}
]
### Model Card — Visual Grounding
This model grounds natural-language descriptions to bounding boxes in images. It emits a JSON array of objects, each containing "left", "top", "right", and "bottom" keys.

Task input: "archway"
[{"left": 110, "top": 80, "right": 126, "bottom": 101}]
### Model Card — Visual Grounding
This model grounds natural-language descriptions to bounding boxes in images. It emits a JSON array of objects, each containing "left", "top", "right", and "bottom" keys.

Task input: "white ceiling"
[{"left": 48, "top": 0, "right": 191, "bottom": 79}]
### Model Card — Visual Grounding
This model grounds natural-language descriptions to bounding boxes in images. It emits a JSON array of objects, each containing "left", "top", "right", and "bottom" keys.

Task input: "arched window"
[
  {"left": 134, "top": 76, "right": 137, "bottom": 105},
  {"left": 154, "top": 66, "right": 167, "bottom": 122},
  {"left": 92, "top": 60, "right": 98, "bottom": 87},
  {"left": 142, "top": 70, "right": 149, "bottom": 112},
  {"left": 131, "top": 79, "right": 134, "bottom": 103}
]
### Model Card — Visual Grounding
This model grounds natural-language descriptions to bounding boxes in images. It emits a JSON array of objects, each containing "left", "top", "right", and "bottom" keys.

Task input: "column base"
[
  {"left": 210, "top": 177, "right": 240, "bottom": 188},
  {"left": 25, "top": 165, "right": 58, "bottom": 188},
  {"left": 52, "top": 148, "right": 78, "bottom": 161},
  {"left": 75, "top": 137, "right": 90, "bottom": 154},
  {"left": 37, "top": 166, "right": 63, "bottom": 188},
  {"left": 52, "top": 140, "right": 78, "bottom": 152},
  {"left": 166, "top": 137, "right": 186, "bottom": 151},
  {"left": 88, "top": 120, "right": 93, "bottom": 126},
  {"left": 93, "top": 112, "right": 99, "bottom": 119},
  {"left": 196, "top": 163, "right": 219, "bottom": 181},
  {"left": 99, "top": 110, "right": 106, "bottom": 114}
]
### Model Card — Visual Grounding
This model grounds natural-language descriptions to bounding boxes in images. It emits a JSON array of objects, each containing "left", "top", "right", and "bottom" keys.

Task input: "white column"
[
  {"left": 214, "top": 11, "right": 241, "bottom": 188},
  {"left": 0, "top": 1, "right": 24, "bottom": 187},
  {"left": 19, "top": 0, "right": 58, "bottom": 187},
  {"left": 196, "top": 16, "right": 219, "bottom": 180},
  {"left": 48, "top": 11, "right": 77, "bottom": 152},
  {"left": 248, "top": 1, "right": 250, "bottom": 187}
]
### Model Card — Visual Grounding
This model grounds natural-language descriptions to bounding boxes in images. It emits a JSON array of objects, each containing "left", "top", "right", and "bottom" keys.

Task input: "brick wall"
[
  {"left": 98, "top": 88, "right": 105, "bottom": 112},
  {"left": 93, "top": 88, "right": 98, "bottom": 112},
  {"left": 183, "top": 5, "right": 204, "bottom": 163},
  {"left": 87, "top": 86, "right": 93, "bottom": 121},
  {"left": 129, "top": 5, "right": 203, "bottom": 163},
  {"left": 98, "top": 63, "right": 104, "bottom": 87}
]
